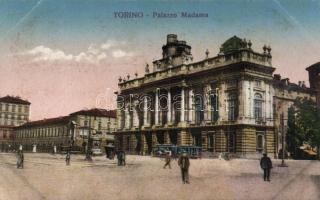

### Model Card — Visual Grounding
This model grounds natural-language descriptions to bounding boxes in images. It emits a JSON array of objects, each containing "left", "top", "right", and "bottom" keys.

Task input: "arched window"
[
  {"left": 256, "top": 132, "right": 264, "bottom": 153},
  {"left": 254, "top": 93, "right": 263, "bottom": 120},
  {"left": 228, "top": 93, "right": 238, "bottom": 121},
  {"left": 194, "top": 94, "right": 204, "bottom": 124}
]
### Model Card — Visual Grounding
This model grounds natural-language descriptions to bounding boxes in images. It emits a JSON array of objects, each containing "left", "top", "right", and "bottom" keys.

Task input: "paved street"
[{"left": 0, "top": 153, "right": 319, "bottom": 200}]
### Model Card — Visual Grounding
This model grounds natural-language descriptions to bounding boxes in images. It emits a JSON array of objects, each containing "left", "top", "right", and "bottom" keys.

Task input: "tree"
[
  {"left": 293, "top": 97, "right": 320, "bottom": 159},
  {"left": 286, "top": 106, "right": 304, "bottom": 158}
]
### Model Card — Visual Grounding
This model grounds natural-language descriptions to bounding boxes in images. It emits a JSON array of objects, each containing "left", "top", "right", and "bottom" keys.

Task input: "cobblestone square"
[{"left": 0, "top": 153, "right": 319, "bottom": 200}]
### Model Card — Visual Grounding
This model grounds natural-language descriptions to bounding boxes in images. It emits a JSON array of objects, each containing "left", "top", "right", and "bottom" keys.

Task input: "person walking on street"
[
  {"left": 163, "top": 151, "right": 171, "bottom": 169},
  {"left": 66, "top": 151, "right": 71, "bottom": 166},
  {"left": 20, "top": 150, "right": 24, "bottom": 169},
  {"left": 121, "top": 151, "right": 126, "bottom": 166},
  {"left": 16, "top": 150, "right": 24, "bottom": 169},
  {"left": 260, "top": 153, "right": 272, "bottom": 181},
  {"left": 117, "top": 150, "right": 123, "bottom": 166},
  {"left": 178, "top": 151, "right": 190, "bottom": 184}
]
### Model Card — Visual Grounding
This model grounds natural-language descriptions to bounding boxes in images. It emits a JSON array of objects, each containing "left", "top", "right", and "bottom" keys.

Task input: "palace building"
[
  {"left": 115, "top": 34, "right": 319, "bottom": 158},
  {"left": 0, "top": 95, "right": 30, "bottom": 149},
  {"left": 14, "top": 108, "right": 117, "bottom": 153}
]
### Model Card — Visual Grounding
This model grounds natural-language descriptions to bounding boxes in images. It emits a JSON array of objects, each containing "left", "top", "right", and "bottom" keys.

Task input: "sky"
[{"left": 0, "top": 0, "right": 320, "bottom": 120}]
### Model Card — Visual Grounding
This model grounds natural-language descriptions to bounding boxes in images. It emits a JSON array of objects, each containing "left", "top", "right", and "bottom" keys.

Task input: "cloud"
[
  {"left": 101, "top": 40, "right": 126, "bottom": 50},
  {"left": 112, "top": 49, "right": 133, "bottom": 58},
  {"left": 101, "top": 40, "right": 117, "bottom": 50},
  {"left": 20, "top": 39, "right": 133, "bottom": 65},
  {"left": 28, "top": 46, "right": 73, "bottom": 62}
]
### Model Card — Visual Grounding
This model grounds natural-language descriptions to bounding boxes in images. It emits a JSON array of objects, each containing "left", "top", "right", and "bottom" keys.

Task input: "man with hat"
[
  {"left": 163, "top": 151, "right": 172, "bottom": 169},
  {"left": 260, "top": 153, "right": 272, "bottom": 181},
  {"left": 178, "top": 150, "right": 190, "bottom": 184}
]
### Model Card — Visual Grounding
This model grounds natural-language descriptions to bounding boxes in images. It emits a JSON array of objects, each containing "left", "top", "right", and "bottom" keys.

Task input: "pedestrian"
[
  {"left": 16, "top": 150, "right": 23, "bottom": 169},
  {"left": 117, "top": 150, "right": 122, "bottom": 166},
  {"left": 178, "top": 151, "right": 190, "bottom": 184},
  {"left": 260, "top": 153, "right": 272, "bottom": 181},
  {"left": 16, "top": 151, "right": 21, "bottom": 168},
  {"left": 66, "top": 151, "right": 71, "bottom": 166},
  {"left": 163, "top": 151, "right": 171, "bottom": 169},
  {"left": 20, "top": 150, "right": 24, "bottom": 168},
  {"left": 121, "top": 151, "right": 126, "bottom": 166}
]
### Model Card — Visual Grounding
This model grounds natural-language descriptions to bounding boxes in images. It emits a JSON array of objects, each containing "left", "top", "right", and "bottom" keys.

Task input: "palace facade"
[
  {"left": 115, "top": 34, "right": 319, "bottom": 158},
  {"left": 14, "top": 108, "right": 117, "bottom": 153}
]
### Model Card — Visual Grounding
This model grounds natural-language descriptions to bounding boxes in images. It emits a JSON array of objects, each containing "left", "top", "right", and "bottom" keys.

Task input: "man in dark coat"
[
  {"left": 178, "top": 151, "right": 190, "bottom": 184},
  {"left": 260, "top": 153, "right": 272, "bottom": 181},
  {"left": 163, "top": 151, "right": 171, "bottom": 169},
  {"left": 66, "top": 151, "right": 71, "bottom": 166},
  {"left": 117, "top": 150, "right": 121, "bottom": 166},
  {"left": 117, "top": 150, "right": 126, "bottom": 166},
  {"left": 121, "top": 151, "right": 126, "bottom": 166},
  {"left": 16, "top": 150, "right": 24, "bottom": 169},
  {"left": 20, "top": 151, "right": 24, "bottom": 168}
]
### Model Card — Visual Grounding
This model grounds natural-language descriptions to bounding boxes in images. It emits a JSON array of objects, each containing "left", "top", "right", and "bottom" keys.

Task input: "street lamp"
[
  {"left": 279, "top": 112, "right": 288, "bottom": 167},
  {"left": 69, "top": 121, "right": 77, "bottom": 152},
  {"left": 85, "top": 116, "right": 95, "bottom": 161}
]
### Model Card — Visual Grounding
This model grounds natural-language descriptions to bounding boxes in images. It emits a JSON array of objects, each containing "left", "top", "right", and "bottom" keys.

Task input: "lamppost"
[
  {"left": 85, "top": 116, "right": 95, "bottom": 161},
  {"left": 279, "top": 112, "right": 288, "bottom": 167},
  {"left": 262, "top": 119, "right": 267, "bottom": 154},
  {"left": 69, "top": 121, "right": 77, "bottom": 153}
]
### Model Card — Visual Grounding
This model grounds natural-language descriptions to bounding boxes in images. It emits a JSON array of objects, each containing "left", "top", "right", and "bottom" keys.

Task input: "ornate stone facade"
[{"left": 115, "top": 34, "right": 318, "bottom": 158}]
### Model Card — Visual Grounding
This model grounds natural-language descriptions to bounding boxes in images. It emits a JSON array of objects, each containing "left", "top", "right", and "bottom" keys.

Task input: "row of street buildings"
[
  {"left": 0, "top": 34, "right": 319, "bottom": 158},
  {"left": 0, "top": 95, "right": 117, "bottom": 152}
]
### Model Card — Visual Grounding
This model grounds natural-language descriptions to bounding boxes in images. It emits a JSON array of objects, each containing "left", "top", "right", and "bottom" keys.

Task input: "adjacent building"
[
  {"left": 14, "top": 108, "right": 117, "bottom": 153},
  {"left": 115, "top": 34, "right": 319, "bottom": 158},
  {"left": 0, "top": 96, "right": 30, "bottom": 150}
]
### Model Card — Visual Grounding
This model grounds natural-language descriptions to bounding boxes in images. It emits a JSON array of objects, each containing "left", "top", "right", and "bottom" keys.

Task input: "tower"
[
  {"left": 306, "top": 62, "right": 320, "bottom": 108},
  {"left": 152, "top": 34, "right": 193, "bottom": 72}
]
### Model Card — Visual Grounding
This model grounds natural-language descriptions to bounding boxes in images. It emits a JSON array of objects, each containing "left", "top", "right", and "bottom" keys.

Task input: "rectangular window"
[
  {"left": 207, "top": 132, "right": 215, "bottom": 152},
  {"left": 210, "top": 93, "right": 219, "bottom": 122},
  {"left": 255, "top": 80, "right": 261, "bottom": 87},
  {"left": 25, "top": 106, "right": 29, "bottom": 113},
  {"left": 98, "top": 121, "right": 102, "bottom": 130},
  {"left": 228, "top": 100, "right": 236, "bottom": 120},
  {"left": 227, "top": 132, "right": 236, "bottom": 153},
  {"left": 254, "top": 100, "right": 262, "bottom": 119},
  {"left": 227, "top": 80, "right": 237, "bottom": 88}
]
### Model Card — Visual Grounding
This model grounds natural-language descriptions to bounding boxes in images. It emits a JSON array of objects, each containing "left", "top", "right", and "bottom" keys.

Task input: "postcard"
[{"left": 0, "top": 1, "right": 319, "bottom": 200}]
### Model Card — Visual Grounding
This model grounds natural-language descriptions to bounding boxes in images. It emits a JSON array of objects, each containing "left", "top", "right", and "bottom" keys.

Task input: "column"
[
  {"left": 207, "top": 84, "right": 212, "bottom": 122},
  {"left": 143, "top": 96, "right": 150, "bottom": 127},
  {"left": 132, "top": 103, "right": 139, "bottom": 128},
  {"left": 188, "top": 88, "right": 194, "bottom": 123},
  {"left": 164, "top": 131, "right": 171, "bottom": 144},
  {"left": 130, "top": 134, "right": 137, "bottom": 152},
  {"left": 167, "top": 89, "right": 172, "bottom": 124},
  {"left": 180, "top": 87, "right": 185, "bottom": 122},
  {"left": 117, "top": 109, "right": 122, "bottom": 130},
  {"left": 178, "top": 130, "right": 192, "bottom": 146},
  {"left": 140, "top": 133, "right": 147, "bottom": 155},
  {"left": 155, "top": 89, "right": 159, "bottom": 125},
  {"left": 125, "top": 106, "right": 130, "bottom": 129},
  {"left": 204, "top": 84, "right": 211, "bottom": 122},
  {"left": 152, "top": 132, "right": 158, "bottom": 147}
]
